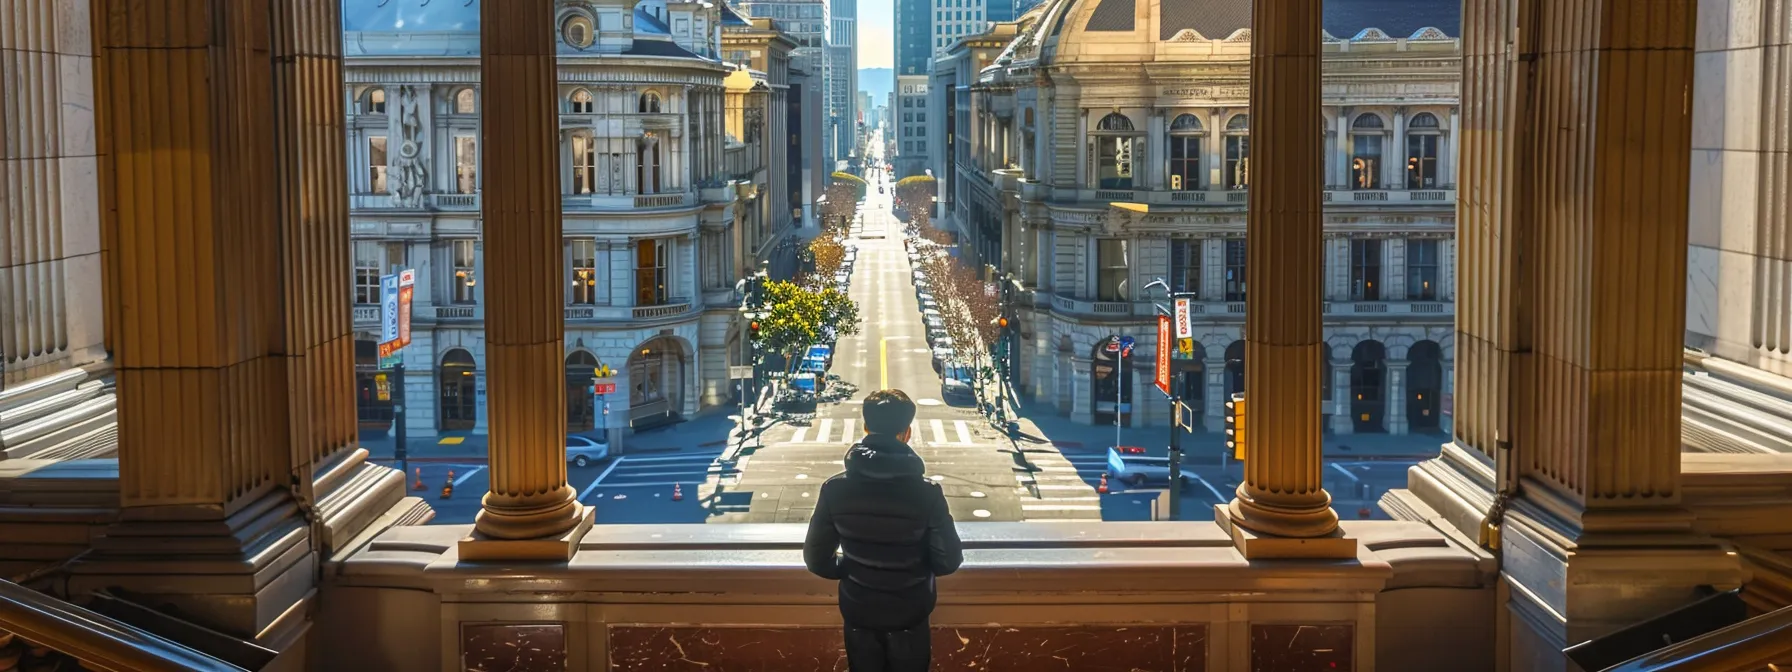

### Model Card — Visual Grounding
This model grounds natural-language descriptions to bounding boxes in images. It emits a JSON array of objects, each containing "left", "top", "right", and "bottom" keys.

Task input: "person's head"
[{"left": 862, "top": 389, "right": 917, "bottom": 442}]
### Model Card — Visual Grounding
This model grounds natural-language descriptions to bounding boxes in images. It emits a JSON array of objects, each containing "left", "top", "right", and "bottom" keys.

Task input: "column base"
[
  {"left": 1215, "top": 504, "right": 1357, "bottom": 559},
  {"left": 459, "top": 506, "right": 594, "bottom": 562}
]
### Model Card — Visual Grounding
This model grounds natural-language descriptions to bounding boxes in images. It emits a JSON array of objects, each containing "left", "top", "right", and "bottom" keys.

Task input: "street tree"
[
  {"left": 756, "top": 279, "right": 861, "bottom": 366},
  {"left": 807, "top": 231, "right": 847, "bottom": 282},
  {"left": 894, "top": 175, "right": 937, "bottom": 213}
]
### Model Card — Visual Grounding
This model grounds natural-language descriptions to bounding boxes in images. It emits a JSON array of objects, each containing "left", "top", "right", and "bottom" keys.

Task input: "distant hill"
[{"left": 858, "top": 68, "right": 892, "bottom": 104}]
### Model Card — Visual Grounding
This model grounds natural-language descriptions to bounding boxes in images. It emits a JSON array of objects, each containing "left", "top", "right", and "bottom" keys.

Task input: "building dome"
[
  {"left": 1019, "top": 0, "right": 1458, "bottom": 65},
  {"left": 343, "top": 0, "right": 719, "bottom": 60}
]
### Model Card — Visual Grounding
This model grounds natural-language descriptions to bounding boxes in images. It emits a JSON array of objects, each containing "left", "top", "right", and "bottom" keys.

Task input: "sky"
[{"left": 857, "top": 0, "right": 894, "bottom": 69}]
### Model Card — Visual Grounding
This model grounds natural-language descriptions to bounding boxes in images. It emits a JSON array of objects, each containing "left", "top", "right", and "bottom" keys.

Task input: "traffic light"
[
  {"left": 749, "top": 320, "right": 762, "bottom": 339},
  {"left": 997, "top": 316, "right": 1009, "bottom": 329},
  {"left": 1225, "top": 393, "right": 1246, "bottom": 461}
]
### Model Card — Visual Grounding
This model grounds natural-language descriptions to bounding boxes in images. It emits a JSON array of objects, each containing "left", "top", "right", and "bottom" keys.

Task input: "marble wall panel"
[{"left": 605, "top": 624, "right": 1209, "bottom": 671}]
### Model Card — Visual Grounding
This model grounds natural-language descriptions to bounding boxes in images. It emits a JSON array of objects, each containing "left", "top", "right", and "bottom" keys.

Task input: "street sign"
[
  {"left": 378, "top": 352, "right": 402, "bottom": 370},
  {"left": 1154, "top": 314, "right": 1173, "bottom": 397},
  {"left": 379, "top": 274, "right": 400, "bottom": 344},
  {"left": 377, "top": 268, "right": 416, "bottom": 359},
  {"left": 729, "top": 365, "right": 755, "bottom": 380},
  {"left": 592, "top": 377, "right": 618, "bottom": 395},
  {"left": 1173, "top": 297, "right": 1193, "bottom": 339},
  {"left": 1175, "top": 399, "right": 1196, "bottom": 433},
  {"left": 1118, "top": 335, "right": 1135, "bottom": 357}
]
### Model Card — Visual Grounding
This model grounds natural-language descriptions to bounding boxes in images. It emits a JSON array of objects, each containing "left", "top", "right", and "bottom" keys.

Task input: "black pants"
[{"left": 843, "top": 621, "right": 931, "bottom": 672}]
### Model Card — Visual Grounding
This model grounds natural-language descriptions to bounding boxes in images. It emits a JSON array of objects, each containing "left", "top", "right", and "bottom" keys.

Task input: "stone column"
[
  {"left": 1204, "top": 356, "right": 1227, "bottom": 429},
  {"left": 461, "top": 0, "right": 593, "bottom": 560},
  {"left": 1386, "top": 359, "right": 1408, "bottom": 434},
  {"left": 1219, "top": 0, "right": 1350, "bottom": 557},
  {"left": 1331, "top": 363, "right": 1353, "bottom": 435},
  {"left": 1390, "top": 109, "right": 1406, "bottom": 189},
  {"left": 1334, "top": 108, "right": 1350, "bottom": 188}
]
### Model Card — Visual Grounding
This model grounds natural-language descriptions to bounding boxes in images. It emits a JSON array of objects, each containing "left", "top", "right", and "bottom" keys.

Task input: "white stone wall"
[
  {"left": 0, "top": 0, "right": 106, "bottom": 384},
  {"left": 1686, "top": 0, "right": 1792, "bottom": 377}
]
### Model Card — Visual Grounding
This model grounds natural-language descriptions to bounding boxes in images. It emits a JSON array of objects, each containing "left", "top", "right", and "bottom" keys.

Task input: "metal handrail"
[
  {"left": 1685, "top": 348, "right": 1792, "bottom": 397},
  {"left": 1601, "top": 603, "right": 1792, "bottom": 672},
  {"left": 0, "top": 579, "right": 247, "bottom": 672}
]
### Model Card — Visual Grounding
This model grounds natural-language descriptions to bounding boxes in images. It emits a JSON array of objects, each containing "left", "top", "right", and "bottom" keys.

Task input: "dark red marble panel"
[
  {"left": 462, "top": 622, "right": 568, "bottom": 672},
  {"left": 1250, "top": 623, "right": 1353, "bottom": 672},
  {"left": 606, "top": 624, "right": 1208, "bottom": 671}
]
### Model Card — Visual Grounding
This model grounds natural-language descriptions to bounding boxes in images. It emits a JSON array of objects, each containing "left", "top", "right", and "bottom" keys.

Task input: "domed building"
[
  {"left": 933, "top": 0, "right": 1462, "bottom": 435},
  {"left": 344, "top": 0, "right": 796, "bottom": 448}
]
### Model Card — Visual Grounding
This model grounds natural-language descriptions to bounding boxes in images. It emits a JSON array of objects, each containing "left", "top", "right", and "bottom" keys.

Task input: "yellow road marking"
[
  {"left": 438, "top": 436, "right": 465, "bottom": 445},
  {"left": 880, "top": 338, "right": 889, "bottom": 390}
]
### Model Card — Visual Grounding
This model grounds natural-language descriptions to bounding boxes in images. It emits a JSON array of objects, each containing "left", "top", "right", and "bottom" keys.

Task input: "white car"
[{"left": 567, "top": 434, "right": 610, "bottom": 468}]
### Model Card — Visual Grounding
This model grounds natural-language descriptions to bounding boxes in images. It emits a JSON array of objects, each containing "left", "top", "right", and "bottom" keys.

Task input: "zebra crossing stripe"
[
  {"left": 841, "top": 419, "right": 856, "bottom": 441},
  {"left": 817, "top": 419, "right": 834, "bottom": 445},
  {"left": 956, "top": 422, "right": 973, "bottom": 445},
  {"left": 792, "top": 425, "right": 811, "bottom": 443}
]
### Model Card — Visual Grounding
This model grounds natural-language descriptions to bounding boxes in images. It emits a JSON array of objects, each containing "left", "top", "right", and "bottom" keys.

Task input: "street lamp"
[{"left": 1144, "top": 277, "right": 1191, "bottom": 520}]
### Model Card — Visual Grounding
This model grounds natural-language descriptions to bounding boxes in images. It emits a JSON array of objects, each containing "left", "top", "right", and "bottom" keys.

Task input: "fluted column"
[
  {"left": 1220, "top": 0, "right": 1350, "bottom": 557},
  {"left": 463, "top": 0, "right": 592, "bottom": 559}
]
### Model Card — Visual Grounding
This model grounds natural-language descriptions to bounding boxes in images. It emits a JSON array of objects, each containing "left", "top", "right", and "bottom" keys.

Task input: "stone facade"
[{"left": 934, "top": 0, "right": 1462, "bottom": 434}]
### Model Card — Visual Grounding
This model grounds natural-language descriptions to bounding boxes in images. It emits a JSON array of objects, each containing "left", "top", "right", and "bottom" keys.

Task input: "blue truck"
[{"left": 788, "top": 344, "right": 832, "bottom": 396}]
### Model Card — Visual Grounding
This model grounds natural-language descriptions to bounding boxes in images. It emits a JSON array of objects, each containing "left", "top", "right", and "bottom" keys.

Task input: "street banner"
[
  {"left": 378, "top": 269, "right": 416, "bottom": 358},
  {"left": 379, "top": 274, "right": 400, "bottom": 345},
  {"left": 1154, "top": 314, "right": 1173, "bottom": 396},
  {"left": 1173, "top": 297, "right": 1193, "bottom": 338}
]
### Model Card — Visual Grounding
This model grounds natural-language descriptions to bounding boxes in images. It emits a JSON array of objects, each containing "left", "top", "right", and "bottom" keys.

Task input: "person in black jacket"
[{"left": 804, "top": 389, "right": 964, "bottom": 672}]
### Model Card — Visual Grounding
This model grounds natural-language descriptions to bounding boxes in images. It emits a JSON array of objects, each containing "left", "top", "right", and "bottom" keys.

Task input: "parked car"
[
  {"left": 924, "top": 315, "right": 945, "bottom": 333},
  {"left": 931, "top": 346, "right": 955, "bottom": 372},
  {"left": 941, "top": 363, "right": 976, "bottom": 405},
  {"left": 920, "top": 297, "right": 939, "bottom": 313},
  {"left": 1105, "top": 446, "right": 1192, "bottom": 488},
  {"left": 567, "top": 435, "right": 610, "bottom": 468}
]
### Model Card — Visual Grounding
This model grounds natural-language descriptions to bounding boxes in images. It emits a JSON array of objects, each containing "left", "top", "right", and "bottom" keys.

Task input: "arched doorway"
[
  {"left": 1407, "top": 340, "right": 1444, "bottom": 432},
  {"left": 565, "top": 351, "right": 598, "bottom": 432},
  {"left": 1091, "top": 336, "right": 1132, "bottom": 426},
  {"left": 1351, "top": 340, "right": 1387, "bottom": 433},
  {"left": 354, "top": 338, "right": 393, "bottom": 431},
  {"left": 1224, "top": 340, "right": 1246, "bottom": 398},
  {"left": 439, "top": 349, "right": 478, "bottom": 431},
  {"left": 628, "top": 337, "right": 686, "bottom": 429}
]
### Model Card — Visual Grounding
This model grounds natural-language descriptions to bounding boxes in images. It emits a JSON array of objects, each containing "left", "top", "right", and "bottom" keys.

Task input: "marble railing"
[
  {"left": 318, "top": 521, "right": 1493, "bottom": 672},
  {"left": 1015, "top": 185, "right": 1458, "bottom": 207}
]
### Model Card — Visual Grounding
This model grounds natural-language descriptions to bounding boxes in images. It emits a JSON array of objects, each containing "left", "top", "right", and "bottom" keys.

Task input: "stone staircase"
[{"left": 0, "top": 368, "right": 117, "bottom": 462}]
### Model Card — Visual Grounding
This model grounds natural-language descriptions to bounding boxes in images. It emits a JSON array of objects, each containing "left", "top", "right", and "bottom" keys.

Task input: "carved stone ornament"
[
  {"left": 392, "top": 85, "right": 430, "bottom": 208},
  {"left": 1168, "top": 29, "right": 1206, "bottom": 42},
  {"left": 1101, "top": 206, "right": 1131, "bottom": 235}
]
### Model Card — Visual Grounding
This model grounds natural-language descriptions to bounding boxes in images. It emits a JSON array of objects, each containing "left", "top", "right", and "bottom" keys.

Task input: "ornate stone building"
[
  {"left": 934, "top": 0, "right": 1463, "bottom": 434},
  {"left": 344, "top": 0, "right": 794, "bottom": 446}
]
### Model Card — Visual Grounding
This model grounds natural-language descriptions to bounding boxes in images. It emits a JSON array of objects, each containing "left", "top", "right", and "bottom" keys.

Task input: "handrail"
[
  {"left": 1600, "top": 602, "right": 1792, "bottom": 672},
  {"left": 1685, "top": 347, "right": 1792, "bottom": 397},
  {"left": 0, "top": 579, "right": 248, "bottom": 672}
]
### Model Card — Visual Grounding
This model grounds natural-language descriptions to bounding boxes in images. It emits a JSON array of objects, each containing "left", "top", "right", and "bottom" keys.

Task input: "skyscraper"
[{"left": 829, "top": 0, "right": 857, "bottom": 168}]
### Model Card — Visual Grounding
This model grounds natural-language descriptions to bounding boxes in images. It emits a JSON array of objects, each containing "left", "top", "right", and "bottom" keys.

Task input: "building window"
[
  {"left": 1407, "top": 239, "right": 1439, "bottom": 300},
  {"left": 1350, "top": 239, "right": 1382, "bottom": 301},
  {"left": 570, "top": 89, "right": 594, "bottom": 114},
  {"left": 363, "top": 88, "right": 386, "bottom": 114},
  {"left": 454, "top": 135, "right": 477, "bottom": 194},
  {"left": 1406, "top": 112, "right": 1441, "bottom": 188},
  {"left": 1224, "top": 239, "right": 1246, "bottom": 301},
  {"left": 454, "top": 88, "right": 476, "bottom": 114},
  {"left": 1224, "top": 115, "right": 1249, "bottom": 190},
  {"left": 637, "top": 136, "right": 662, "bottom": 194},
  {"left": 368, "top": 136, "right": 388, "bottom": 194},
  {"left": 563, "top": 14, "right": 594, "bottom": 48},
  {"left": 452, "top": 240, "right": 477, "bottom": 304},
  {"left": 1170, "top": 239, "right": 1200, "bottom": 294},
  {"left": 1351, "top": 114, "right": 1385, "bottom": 189},
  {"left": 353, "top": 242, "right": 382, "bottom": 305},
  {"left": 572, "top": 134, "right": 597, "bottom": 194},
  {"left": 635, "top": 238, "right": 669, "bottom": 306},
  {"left": 1168, "top": 114, "right": 1204, "bottom": 191},
  {"left": 1096, "top": 238, "right": 1129, "bottom": 301},
  {"left": 639, "top": 91, "right": 662, "bottom": 113},
  {"left": 571, "top": 239, "right": 599, "bottom": 305},
  {"left": 1090, "top": 113, "right": 1136, "bottom": 190}
]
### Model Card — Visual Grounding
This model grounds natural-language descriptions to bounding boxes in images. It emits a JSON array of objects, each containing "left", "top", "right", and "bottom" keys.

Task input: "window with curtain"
[
  {"left": 364, "top": 88, "right": 386, "bottom": 114},
  {"left": 1224, "top": 115, "right": 1249, "bottom": 190},
  {"left": 452, "top": 240, "right": 477, "bottom": 304},
  {"left": 454, "top": 135, "right": 477, "bottom": 194},
  {"left": 1351, "top": 114, "right": 1385, "bottom": 189},
  {"left": 1350, "top": 239, "right": 1382, "bottom": 301},
  {"left": 1170, "top": 239, "right": 1200, "bottom": 294},
  {"left": 368, "top": 136, "right": 388, "bottom": 194},
  {"left": 1168, "top": 114, "right": 1203, "bottom": 191},
  {"left": 353, "top": 242, "right": 382, "bottom": 305},
  {"left": 1091, "top": 113, "right": 1136, "bottom": 190},
  {"left": 572, "top": 134, "right": 597, "bottom": 194},
  {"left": 570, "top": 89, "right": 594, "bottom": 114},
  {"left": 1096, "top": 239, "right": 1130, "bottom": 301},
  {"left": 635, "top": 238, "right": 669, "bottom": 306},
  {"left": 571, "top": 240, "right": 599, "bottom": 305},
  {"left": 1407, "top": 239, "right": 1439, "bottom": 300},
  {"left": 1406, "top": 112, "right": 1441, "bottom": 188},
  {"left": 1224, "top": 239, "right": 1246, "bottom": 301}
]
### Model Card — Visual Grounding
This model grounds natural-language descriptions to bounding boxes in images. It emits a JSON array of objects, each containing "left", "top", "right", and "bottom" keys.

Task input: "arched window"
[
  {"left": 1089, "top": 112, "right": 1138, "bottom": 189},
  {"left": 1406, "top": 112, "right": 1442, "bottom": 188},
  {"left": 1168, "top": 113, "right": 1204, "bottom": 191},
  {"left": 1224, "top": 114, "right": 1249, "bottom": 190},
  {"left": 570, "top": 88, "right": 594, "bottom": 114},
  {"left": 1351, "top": 114, "right": 1385, "bottom": 189},
  {"left": 639, "top": 91, "right": 662, "bottom": 114},
  {"left": 364, "top": 88, "right": 387, "bottom": 114},
  {"left": 454, "top": 88, "right": 476, "bottom": 114},
  {"left": 637, "top": 133, "right": 662, "bottom": 194},
  {"left": 563, "top": 14, "right": 594, "bottom": 49}
]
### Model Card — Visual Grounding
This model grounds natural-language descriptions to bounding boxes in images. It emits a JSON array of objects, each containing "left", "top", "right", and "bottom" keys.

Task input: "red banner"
[{"left": 1154, "top": 314, "right": 1173, "bottom": 396}]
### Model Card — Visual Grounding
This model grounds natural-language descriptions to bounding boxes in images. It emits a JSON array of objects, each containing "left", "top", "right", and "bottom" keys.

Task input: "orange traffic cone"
[
  {"left": 672, "top": 483, "right": 684, "bottom": 501},
  {"left": 412, "top": 468, "right": 425, "bottom": 491},
  {"left": 441, "top": 470, "right": 455, "bottom": 499},
  {"left": 1097, "top": 473, "right": 1109, "bottom": 494}
]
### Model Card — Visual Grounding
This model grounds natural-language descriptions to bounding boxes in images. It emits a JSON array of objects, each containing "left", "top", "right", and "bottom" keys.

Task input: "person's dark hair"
[{"left": 862, "top": 389, "right": 917, "bottom": 435}]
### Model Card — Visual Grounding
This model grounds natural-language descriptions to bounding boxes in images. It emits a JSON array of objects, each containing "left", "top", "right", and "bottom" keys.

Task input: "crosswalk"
[
  {"left": 578, "top": 450, "right": 723, "bottom": 501},
  {"left": 1012, "top": 451, "right": 1108, "bottom": 521},
  {"left": 785, "top": 418, "right": 980, "bottom": 447}
]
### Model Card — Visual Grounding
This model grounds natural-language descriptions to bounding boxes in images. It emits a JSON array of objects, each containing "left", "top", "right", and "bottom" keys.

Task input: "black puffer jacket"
[{"left": 803, "top": 433, "right": 964, "bottom": 630}]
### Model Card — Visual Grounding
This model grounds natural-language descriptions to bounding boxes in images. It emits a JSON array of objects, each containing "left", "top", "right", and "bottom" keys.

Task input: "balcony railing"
[
  {"left": 435, "top": 305, "right": 475, "bottom": 320},
  {"left": 1047, "top": 294, "right": 1451, "bottom": 319},
  {"left": 634, "top": 193, "right": 688, "bottom": 209},
  {"left": 563, "top": 192, "right": 693, "bottom": 210},
  {"left": 352, "top": 305, "right": 380, "bottom": 323},
  {"left": 0, "top": 578, "right": 254, "bottom": 672},
  {"left": 432, "top": 193, "right": 478, "bottom": 210},
  {"left": 632, "top": 300, "right": 691, "bottom": 319},
  {"left": 565, "top": 306, "right": 595, "bottom": 320},
  {"left": 1012, "top": 185, "right": 1458, "bottom": 207}
]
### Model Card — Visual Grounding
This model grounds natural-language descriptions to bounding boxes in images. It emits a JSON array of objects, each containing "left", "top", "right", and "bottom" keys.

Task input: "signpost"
[
  {"left": 1154, "top": 314, "right": 1173, "bottom": 396},
  {"left": 1154, "top": 310, "right": 1183, "bottom": 521},
  {"left": 592, "top": 364, "right": 616, "bottom": 444},
  {"left": 1173, "top": 297, "right": 1193, "bottom": 339},
  {"left": 378, "top": 270, "right": 417, "bottom": 477},
  {"left": 729, "top": 365, "right": 754, "bottom": 414}
]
